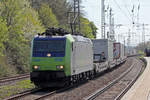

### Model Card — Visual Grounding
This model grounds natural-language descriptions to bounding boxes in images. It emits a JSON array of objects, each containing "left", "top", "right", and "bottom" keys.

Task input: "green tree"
[
  {"left": 20, "top": 2, "right": 45, "bottom": 40},
  {"left": 30, "top": 0, "right": 71, "bottom": 29},
  {"left": 80, "top": 17, "right": 96, "bottom": 38},
  {"left": 30, "top": 0, "right": 98, "bottom": 36},
  {"left": 38, "top": 3, "right": 58, "bottom": 28},
  {"left": 0, "top": 17, "right": 8, "bottom": 55},
  {"left": 0, "top": 0, "right": 44, "bottom": 73},
  {"left": 89, "top": 22, "right": 97, "bottom": 38},
  {"left": 47, "top": 0, "right": 71, "bottom": 27}
]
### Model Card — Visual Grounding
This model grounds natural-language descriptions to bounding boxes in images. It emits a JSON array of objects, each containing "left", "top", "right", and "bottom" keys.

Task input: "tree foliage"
[
  {"left": 38, "top": 3, "right": 58, "bottom": 28},
  {"left": 80, "top": 17, "right": 96, "bottom": 38},
  {"left": 31, "top": 0, "right": 71, "bottom": 27},
  {"left": 30, "top": 0, "right": 97, "bottom": 38},
  {"left": 89, "top": 22, "right": 97, "bottom": 38},
  {"left": 136, "top": 42, "right": 150, "bottom": 52},
  {"left": 0, "top": 17, "right": 8, "bottom": 55},
  {"left": 0, "top": 0, "right": 44, "bottom": 73}
]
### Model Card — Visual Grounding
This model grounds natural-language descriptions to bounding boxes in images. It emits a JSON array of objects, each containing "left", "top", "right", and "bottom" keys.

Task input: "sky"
[{"left": 81, "top": 0, "right": 150, "bottom": 46}]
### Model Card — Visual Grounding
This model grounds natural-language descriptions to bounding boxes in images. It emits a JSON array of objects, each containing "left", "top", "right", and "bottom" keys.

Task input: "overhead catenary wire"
[
  {"left": 137, "top": 0, "right": 140, "bottom": 21},
  {"left": 121, "top": 0, "right": 132, "bottom": 18},
  {"left": 112, "top": 0, "right": 132, "bottom": 22},
  {"left": 107, "top": 0, "right": 131, "bottom": 30},
  {"left": 130, "top": 0, "right": 134, "bottom": 6}
]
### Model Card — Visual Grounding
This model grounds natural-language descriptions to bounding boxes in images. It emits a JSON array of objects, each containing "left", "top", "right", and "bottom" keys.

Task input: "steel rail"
[
  {"left": 114, "top": 59, "right": 144, "bottom": 100},
  {"left": 5, "top": 88, "right": 42, "bottom": 100},
  {"left": 84, "top": 62, "right": 136, "bottom": 100},
  {"left": 0, "top": 73, "right": 30, "bottom": 84},
  {"left": 0, "top": 73, "right": 29, "bottom": 81}
]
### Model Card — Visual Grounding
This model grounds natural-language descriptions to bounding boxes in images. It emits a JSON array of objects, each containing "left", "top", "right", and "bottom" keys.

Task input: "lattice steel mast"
[
  {"left": 68, "top": 0, "right": 81, "bottom": 34},
  {"left": 101, "top": 0, "right": 105, "bottom": 39}
]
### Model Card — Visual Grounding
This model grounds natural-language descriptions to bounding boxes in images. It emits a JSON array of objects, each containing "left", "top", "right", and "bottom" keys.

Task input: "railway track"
[
  {"left": 85, "top": 58, "right": 144, "bottom": 100},
  {"left": 0, "top": 73, "right": 30, "bottom": 86},
  {"left": 5, "top": 88, "right": 41, "bottom": 100},
  {"left": 21, "top": 57, "right": 133, "bottom": 100},
  {"left": 4, "top": 57, "right": 143, "bottom": 100},
  {"left": 6, "top": 88, "right": 63, "bottom": 100},
  {"left": 5, "top": 86, "right": 73, "bottom": 100},
  {"left": 5, "top": 76, "right": 88, "bottom": 100},
  {"left": 115, "top": 59, "right": 145, "bottom": 100}
]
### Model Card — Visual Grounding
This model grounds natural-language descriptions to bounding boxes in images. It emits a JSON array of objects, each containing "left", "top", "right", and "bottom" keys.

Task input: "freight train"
[
  {"left": 145, "top": 48, "right": 150, "bottom": 57},
  {"left": 30, "top": 28, "right": 127, "bottom": 88}
]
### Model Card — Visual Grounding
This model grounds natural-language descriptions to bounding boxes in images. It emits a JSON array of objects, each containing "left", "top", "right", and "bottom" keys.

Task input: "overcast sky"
[{"left": 82, "top": 0, "right": 150, "bottom": 45}]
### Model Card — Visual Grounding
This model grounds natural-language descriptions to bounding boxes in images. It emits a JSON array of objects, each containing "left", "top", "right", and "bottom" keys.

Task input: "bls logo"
[{"left": 54, "top": 58, "right": 63, "bottom": 62}]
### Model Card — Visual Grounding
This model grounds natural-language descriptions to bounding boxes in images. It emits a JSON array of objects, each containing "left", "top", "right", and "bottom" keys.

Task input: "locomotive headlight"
[
  {"left": 33, "top": 66, "right": 39, "bottom": 70},
  {"left": 56, "top": 65, "right": 64, "bottom": 69},
  {"left": 60, "top": 66, "right": 64, "bottom": 69},
  {"left": 47, "top": 53, "right": 51, "bottom": 57}
]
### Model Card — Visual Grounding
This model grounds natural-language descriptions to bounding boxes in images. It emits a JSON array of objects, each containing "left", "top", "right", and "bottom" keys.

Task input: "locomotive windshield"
[{"left": 32, "top": 39, "right": 66, "bottom": 57}]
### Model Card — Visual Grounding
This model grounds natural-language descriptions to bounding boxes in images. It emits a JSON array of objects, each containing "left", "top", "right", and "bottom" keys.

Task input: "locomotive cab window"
[{"left": 32, "top": 39, "right": 66, "bottom": 57}]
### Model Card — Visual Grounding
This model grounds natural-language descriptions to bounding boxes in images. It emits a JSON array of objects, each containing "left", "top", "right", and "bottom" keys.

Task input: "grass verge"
[{"left": 0, "top": 79, "right": 35, "bottom": 100}]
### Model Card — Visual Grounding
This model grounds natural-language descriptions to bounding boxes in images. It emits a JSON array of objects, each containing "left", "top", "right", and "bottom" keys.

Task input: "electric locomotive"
[{"left": 30, "top": 28, "right": 94, "bottom": 87}]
